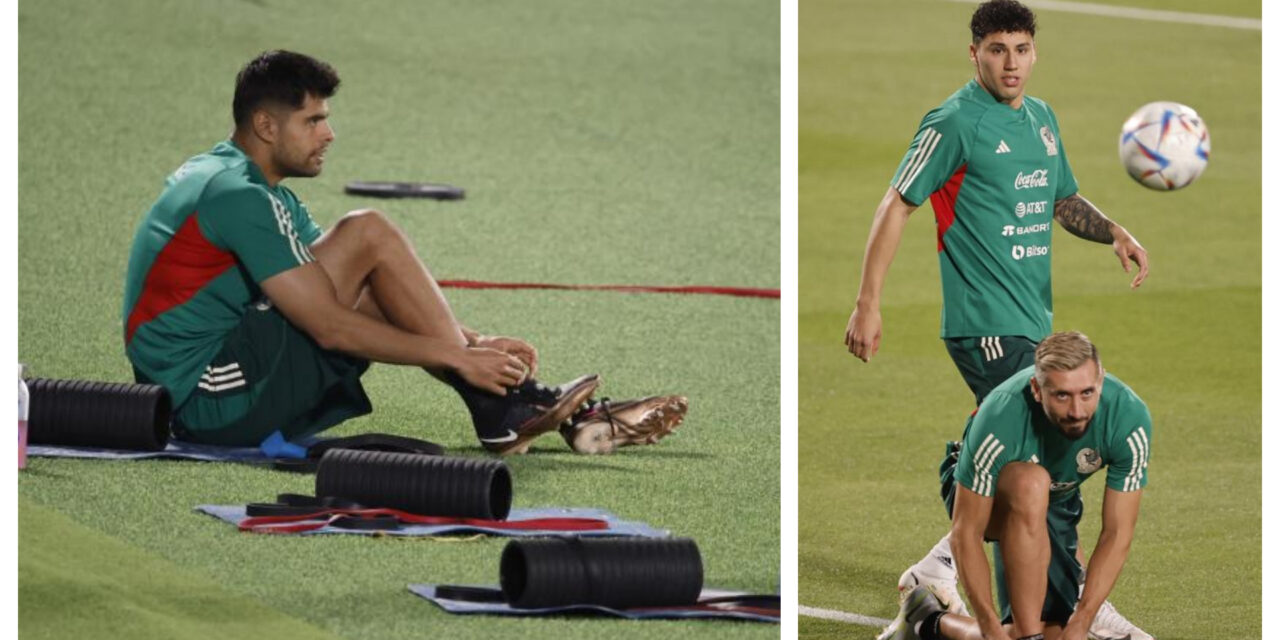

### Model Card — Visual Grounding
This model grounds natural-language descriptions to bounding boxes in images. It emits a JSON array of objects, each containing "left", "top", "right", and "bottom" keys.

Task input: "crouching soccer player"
[{"left": 879, "top": 332, "right": 1152, "bottom": 640}]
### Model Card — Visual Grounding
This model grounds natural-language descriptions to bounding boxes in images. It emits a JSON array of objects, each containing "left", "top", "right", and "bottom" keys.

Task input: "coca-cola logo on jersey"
[{"left": 1013, "top": 169, "right": 1049, "bottom": 190}]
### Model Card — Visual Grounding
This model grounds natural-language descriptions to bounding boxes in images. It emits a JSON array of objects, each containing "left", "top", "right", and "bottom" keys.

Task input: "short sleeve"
[
  {"left": 282, "top": 187, "right": 324, "bottom": 246},
  {"left": 1047, "top": 106, "right": 1079, "bottom": 201},
  {"left": 890, "top": 107, "right": 968, "bottom": 206},
  {"left": 955, "top": 392, "right": 1019, "bottom": 498},
  {"left": 1104, "top": 402, "right": 1152, "bottom": 492},
  {"left": 199, "top": 178, "right": 316, "bottom": 283}
]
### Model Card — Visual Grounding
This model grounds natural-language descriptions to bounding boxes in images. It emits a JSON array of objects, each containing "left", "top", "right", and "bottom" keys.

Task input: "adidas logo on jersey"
[{"left": 995, "top": 140, "right": 1011, "bottom": 154}]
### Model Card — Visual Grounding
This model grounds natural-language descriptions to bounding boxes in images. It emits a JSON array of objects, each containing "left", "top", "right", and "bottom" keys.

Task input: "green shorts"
[
  {"left": 939, "top": 446, "right": 1082, "bottom": 626},
  {"left": 944, "top": 336, "right": 1038, "bottom": 406},
  {"left": 173, "top": 303, "right": 373, "bottom": 446}
]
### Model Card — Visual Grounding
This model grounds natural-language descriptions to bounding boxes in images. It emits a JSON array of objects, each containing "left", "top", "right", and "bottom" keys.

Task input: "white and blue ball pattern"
[{"left": 1118, "top": 101, "right": 1210, "bottom": 191}]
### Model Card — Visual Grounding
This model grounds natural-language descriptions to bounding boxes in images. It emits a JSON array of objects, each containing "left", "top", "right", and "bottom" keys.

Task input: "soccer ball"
[{"left": 1117, "top": 101, "right": 1210, "bottom": 191}]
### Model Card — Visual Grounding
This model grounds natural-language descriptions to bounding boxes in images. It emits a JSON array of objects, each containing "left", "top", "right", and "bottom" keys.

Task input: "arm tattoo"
[{"left": 1053, "top": 194, "right": 1114, "bottom": 244}]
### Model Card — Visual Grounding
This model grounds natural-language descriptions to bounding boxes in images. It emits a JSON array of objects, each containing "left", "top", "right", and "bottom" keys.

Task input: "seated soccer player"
[{"left": 121, "top": 50, "right": 686, "bottom": 455}]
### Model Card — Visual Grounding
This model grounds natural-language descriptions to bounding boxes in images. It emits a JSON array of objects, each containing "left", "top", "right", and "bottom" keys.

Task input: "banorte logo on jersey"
[{"left": 1013, "top": 169, "right": 1049, "bottom": 190}]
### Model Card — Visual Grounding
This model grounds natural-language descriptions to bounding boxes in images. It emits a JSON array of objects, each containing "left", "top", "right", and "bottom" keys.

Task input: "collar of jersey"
[
  {"left": 966, "top": 79, "right": 1028, "bottom": 119},
  {"left": 216, "top": 139, "right": 275, "bottom": 190}
]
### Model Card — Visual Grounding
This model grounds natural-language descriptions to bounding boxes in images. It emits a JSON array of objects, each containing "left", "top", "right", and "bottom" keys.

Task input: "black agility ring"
[
  {"left": 500, "top": 537, "right": 703, "bottom": 609},
  {"left": 314, "top": 449, "right": 512, "bottom": 520},
  {"left": 26, "top": 378, "right": 171, "bottom": 451},
  {"left": 344, "top": 181, "right": 465, "bottom": 200}
]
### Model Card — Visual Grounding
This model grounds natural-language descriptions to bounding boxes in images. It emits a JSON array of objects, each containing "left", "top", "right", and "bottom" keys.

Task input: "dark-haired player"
[
  {"left": 842, "top": 1, "right": 1152, "bottom": 638},
  {"left": 879, "top": 332, "right": 1151, "bottom": 640},
  {"left": 123, "top": 50, "right": 685, "bottom": 455}
]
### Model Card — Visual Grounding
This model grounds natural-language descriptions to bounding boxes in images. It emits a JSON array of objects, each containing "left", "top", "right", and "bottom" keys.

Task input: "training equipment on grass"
[
  {"left": 344, "top": 181, "right": 465, "bottom": 200},
  {"left": 438, "top": 278, "right": 780, "bottom": 299},
  {"left": 500, "top": 537, "right": 702, "bottom": 608},
  {"left": 197, "top": 504, "right": 669, "bottom": 538},
  {"left": 1118, "top": 101, "right": 1210, "bottom": 191},
  {"left": 409, "top": 539, "right": 779, "bottom": 622},
  {"left": 26, "top": 378, "right": 171, "bottom": 451},
  {"left": 409, "top": 583, "right": 780, "bottom": 622},
  {"left": 315, "top": 448, "right": 511, "bottom": 519}
]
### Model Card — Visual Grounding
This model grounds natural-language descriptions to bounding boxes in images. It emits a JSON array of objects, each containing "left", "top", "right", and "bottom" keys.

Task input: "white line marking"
[
  {"left": 946, "top": 0, "right": 1260, "bottom": 31},
  {"left": 798, "top": 604, "right": 893, "bottom": 627}
]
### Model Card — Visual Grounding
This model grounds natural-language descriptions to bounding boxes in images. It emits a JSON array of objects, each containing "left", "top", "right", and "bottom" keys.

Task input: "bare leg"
[
  {"left": 310, "top": 209, "right": 465, "bottom": 346},
  {"left": 987, "top": 462, "right": 1052, "bottom": 638}
]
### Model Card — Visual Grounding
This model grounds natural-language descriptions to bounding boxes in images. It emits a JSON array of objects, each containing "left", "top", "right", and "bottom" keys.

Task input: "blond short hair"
[{"left": 1034, "top": 331, "right": 1100, "bottom": 385}]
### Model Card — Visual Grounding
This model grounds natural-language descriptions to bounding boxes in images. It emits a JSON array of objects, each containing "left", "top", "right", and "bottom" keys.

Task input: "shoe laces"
[
  {"left": 508, "top": 380, "right": 559, "bottom": 406},
  {"left": 567, "top": 397, "right": 617, "bottom": 434}
]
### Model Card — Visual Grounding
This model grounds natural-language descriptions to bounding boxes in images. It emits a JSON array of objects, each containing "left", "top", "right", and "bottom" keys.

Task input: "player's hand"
[
  {"left": 977, "top": 621, "right": 1015, "bottom": 640},
  {"left": 1058, "top": 616, "right": 1090, "bottom": 640},
  {"left": 455, "top": 347, "right": 528, "bottom": 395},
  {"left": 1111, "top": 225, "right": 1149, "bottom": 289},
  {"left": 844, "top": 304, "right": 882, "bottom": 362},
  {"left": 474, "top": 335, "right": 539, "bottom": 378}
]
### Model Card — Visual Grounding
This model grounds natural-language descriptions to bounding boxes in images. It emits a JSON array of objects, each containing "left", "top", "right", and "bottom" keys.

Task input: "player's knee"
[
  {"left": 996, "top": 462, "right": 1050, "bottom": 517},
  {"left": 338, "top": 208, "right": 401, "bottom": 248}
]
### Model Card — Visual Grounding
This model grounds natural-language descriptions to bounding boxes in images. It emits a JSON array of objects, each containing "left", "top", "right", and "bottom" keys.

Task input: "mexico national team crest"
[
  {"left": 1040, "top": 126, "right": 1058, "bottom": 156},
  {"left": 1076, "top": 448, "right": 1101, "bottom": 474}
]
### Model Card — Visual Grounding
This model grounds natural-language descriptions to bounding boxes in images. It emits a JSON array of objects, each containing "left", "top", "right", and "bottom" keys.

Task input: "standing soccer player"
[
  {"left": 879, "top": 331, "right": 1152, "bottom": 640},
  {"left": 843, "top": 2, "right": 1152, "bottom": 638}
]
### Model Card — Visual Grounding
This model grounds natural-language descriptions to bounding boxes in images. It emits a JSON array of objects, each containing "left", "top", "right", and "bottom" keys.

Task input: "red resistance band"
[
  {"left": 238, "top": 508, "right": 611, "bottom": 535},
  {"left": 438, "top": 280, "right": 780, "bottom": 300}
]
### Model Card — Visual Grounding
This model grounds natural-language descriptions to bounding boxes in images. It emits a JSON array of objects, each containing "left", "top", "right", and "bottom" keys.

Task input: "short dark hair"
[
  {"left": 970, "top": 0, "right": 1037, "bottom": 43},
  {"left": 233, "top": 50, "right": 340, "bottom": 128}
]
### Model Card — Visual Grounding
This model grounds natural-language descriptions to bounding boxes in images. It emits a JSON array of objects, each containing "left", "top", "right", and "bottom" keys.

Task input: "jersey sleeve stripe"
[
  {"left": 1123, "top": 429, "right": 1149, "bottom": 491},
  {"left": 977, "top": 443, "right": 1005, "bottom": 496},
  {"left": 269, "top": 194, "right": 314, "bottom": 266},
  {"left": 971, "top": 434, "right": 1003, "bottom": 497},
  {"left": 894, "top": 127, "right": 941, "bottom": 194}
]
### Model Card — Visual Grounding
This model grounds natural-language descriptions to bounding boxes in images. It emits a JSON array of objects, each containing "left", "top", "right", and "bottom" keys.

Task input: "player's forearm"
[
  {"left": 1053, "top": 193, "right": 1122, "bottom": 244},
  {"left": 854, "top": 190, "right": 912, "bottom": 308},
  {"left": 951, "top": 530, "right": 1004, "bottom": 631},
  {"left": 316, "top": 309, "right": 468, "bottom": 370},
  {"left": 1073, "top": 526, "right": 1134, "bottom": 626}
]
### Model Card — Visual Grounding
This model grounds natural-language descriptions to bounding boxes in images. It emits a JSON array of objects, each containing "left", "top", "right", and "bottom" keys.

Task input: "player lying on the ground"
[
  {"left": 843, "top": 1, "right": 1151, "bottom": 636},
  {"left": 122, "top": 50, "right": 685, "bottom": 455},
  {"left": 879, "top": 332, "right": 1151, "bottom": 640}
]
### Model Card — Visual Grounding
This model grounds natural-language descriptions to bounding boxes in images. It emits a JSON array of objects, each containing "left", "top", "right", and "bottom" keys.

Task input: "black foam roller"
[
  {"left": 26, "top": 378, "right": 171, "bottom": 451},
  {"left": 500, "top": 538, "right": 703, "bottom": 609},
  {"left": 314, "top": 449, "right": 512, "bottom": 520}
]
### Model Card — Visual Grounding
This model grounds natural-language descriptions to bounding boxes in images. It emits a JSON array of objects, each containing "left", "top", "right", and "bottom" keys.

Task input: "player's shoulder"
[
  {"left": 1100, "top": 371, "right": 1152, "bottom": 439},
  {"left": 917, "top": 82, "right": 986, "bottom": 133},
  {"left": 1021, "top": 94, "right": 1062, "bottom": 124}
]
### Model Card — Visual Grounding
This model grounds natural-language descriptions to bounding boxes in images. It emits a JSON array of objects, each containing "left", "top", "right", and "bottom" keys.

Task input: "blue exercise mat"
[
  {"left": 196, "top": 505, "right": 671, "bottom": 538},
  {"left": 408, "top": 584, "right": 780, "bottom": 622},
  {"left": 27, "top": 440, "right": 288, "bottom": 463}
]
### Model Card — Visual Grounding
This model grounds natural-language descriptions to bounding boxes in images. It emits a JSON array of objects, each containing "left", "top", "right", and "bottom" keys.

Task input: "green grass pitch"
[
  {"left": 17, "top": 1, "right": 779, "bottom": 638},
  {"left": 799, "top": 1, "right": 1259, "bottom": 638}
]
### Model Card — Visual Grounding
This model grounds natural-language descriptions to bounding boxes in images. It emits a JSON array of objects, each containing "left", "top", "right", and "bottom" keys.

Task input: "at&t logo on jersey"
[
  {"left": 1013, "top": 169, "right": 1049, "bottom": 190},
  {"left": 1015, "top": 200, "right": 1049, "bottom": 218},
  {"left": 1011, "top": 244, "right": 1049, "bottom": 260}
]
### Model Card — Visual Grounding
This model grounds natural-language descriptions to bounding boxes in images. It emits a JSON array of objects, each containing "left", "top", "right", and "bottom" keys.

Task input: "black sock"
[
  {"left": 442, "top": 371, "right": 511, "bottom": 439},
  {"left": 919, "top": 611, "right": 947, "bottom": 640}
]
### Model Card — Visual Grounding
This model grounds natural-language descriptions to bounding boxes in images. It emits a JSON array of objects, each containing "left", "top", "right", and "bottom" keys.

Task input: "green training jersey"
[
  {"left": 890, "top": 80, "right": 1079, "bottom": 340},
  {"left": 122, "top": 140, "right": 324, "bottom": 408},
  {"left": 954, "top": 366, "right": 1152, "bottom": 503}
]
